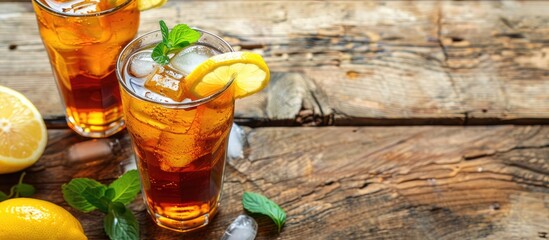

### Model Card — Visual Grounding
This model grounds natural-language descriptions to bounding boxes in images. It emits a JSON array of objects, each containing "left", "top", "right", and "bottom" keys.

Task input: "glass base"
[
  {"left": 147, "top": 203, "right": 219, "bottom": 233},
  {"left": 66, "top": 117, "right": 125, "bottom": 138}
]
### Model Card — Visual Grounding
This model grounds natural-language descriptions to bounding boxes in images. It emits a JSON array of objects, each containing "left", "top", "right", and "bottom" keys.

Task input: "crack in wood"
[{"left": 225, "top": 162, "right": 262, "bottom": 190}]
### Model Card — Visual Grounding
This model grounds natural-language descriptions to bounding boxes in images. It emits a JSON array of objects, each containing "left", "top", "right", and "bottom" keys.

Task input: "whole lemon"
[{"left": 0, "top": 198, "right": 87, "bottom": 240}]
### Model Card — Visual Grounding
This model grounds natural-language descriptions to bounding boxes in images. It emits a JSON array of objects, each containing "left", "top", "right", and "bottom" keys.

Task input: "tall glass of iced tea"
[
  {"left": 32, "top": 0, "right": 140, "bottom": 137},
  {"left": 116, "top": 29, "right": 235, "bottom": 231}
]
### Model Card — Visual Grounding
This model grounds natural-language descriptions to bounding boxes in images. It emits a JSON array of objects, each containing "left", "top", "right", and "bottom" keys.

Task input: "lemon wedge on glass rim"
[
  {"left": 184, "top": 51, "right": 270, "bottom": 98},
  {"left": 0, "top": 85, "right": 47, "bottom": 174},
  {"left": 137, "top": 0, "right": 167, "bottom": 11}
]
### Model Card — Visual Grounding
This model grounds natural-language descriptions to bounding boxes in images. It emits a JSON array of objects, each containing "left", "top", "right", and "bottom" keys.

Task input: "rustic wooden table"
[{"left": 1, "top": 1, "right": 549, "bottom": 239}]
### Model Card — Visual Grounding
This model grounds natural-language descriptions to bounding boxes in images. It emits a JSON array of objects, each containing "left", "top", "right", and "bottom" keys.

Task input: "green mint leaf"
[
  {"left": 62, "top": 178, "right": 104, "bottom": 212},
  {"left": 12, "top": 172, "right": 35, "bottom": 198},
  {"left": 82, "top": 186, "right": 110, "bottom": 213},
  {"left": 13, "top": 183, "right": 35, "bottom": 197},
  {"left": 107, "top": 170, "right": 141, "bottom": 205},
  {"left": 159, "top": 20, "right": 169, "bottom": 46},
  {"left": 168, "top": 24, "right": 200, "bottom": 50},
  {"left": 151, "top": 21, "right": 201, "bottom": 65},
  {"left": 152, "top": 42, "right": 169, "bottom": 65},
  {"left": 104, "top": 202, "right": 139, "bottom": 240},
  {"left": 242, "top": 192, "right": 286, "bottom": 232},
  {"left": 105, "top": 187, "right": 116, "bottom": 200},
  {"left": 0, "top": 191, "right": 8, "bottom": 202}
]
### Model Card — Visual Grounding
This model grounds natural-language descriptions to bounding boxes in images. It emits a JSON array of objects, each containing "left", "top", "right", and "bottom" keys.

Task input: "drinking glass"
[
  {"left": 32, "top": 0, "right": 140, "bottom": 137},
  {"left": 116, "top": 29, "right": 235, "bottom": 232}
]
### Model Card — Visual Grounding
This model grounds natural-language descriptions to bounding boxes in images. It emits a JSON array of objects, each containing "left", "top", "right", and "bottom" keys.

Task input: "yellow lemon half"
[
  {"left": 0, "top": 198, "right": 87, "bottom": 240},
  {"left": 184, "top": 51, "right": 270, "bottom": 99},
  {"left": 0, "top": 85, "right": 47, "bottom": 174}
]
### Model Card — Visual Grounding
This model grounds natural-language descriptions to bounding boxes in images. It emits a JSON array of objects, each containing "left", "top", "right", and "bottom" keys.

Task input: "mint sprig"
[
  {"left": 105, "top": 202, "right": 139, "bottom": 240},
  {"left": 0, "top": 172, "right": 36, "bottom": 202},
  {"left": 152, "top": 20, "right": 201, "bottom": 65},
  {"left": 242, "top": 192, "right": 286, "bottom": 232},
  {"left": 62, "top": 170, "right": 141, "bottom": 240}
]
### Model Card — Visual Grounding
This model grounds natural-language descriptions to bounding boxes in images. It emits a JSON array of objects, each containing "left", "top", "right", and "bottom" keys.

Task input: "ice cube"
[
  {"left": 170, "top": 45, "right": 217, "bottom": 74},
  {"left": 157, "top": 133, "right": 201, "bottom": 172},
  {"left": 221, "top": 215, "right": 258, "bottom": 240},
  {"left": 129, "top": 78, "right": 176, "bottom": 103},
  {"left": 45, "top": 0, "right": 111, "bottom": 45},
  {"left": 44, "top": 0, "right": 91, "bottom": 14},
  {"left": 163, "top": 66, "right": 184, "bottom": 80},
  {"left": 144, "top": 91, "right": 178, "bottom": 103},
  {"left": 64, "top": 0, "right": 100, "bottom": 14},
  {"left": 129, "top": 50, "right": 158, "bottom": 78},
  {"left": 144, "top": 66, "right": 185, "bottom": 102},
  {"left": 228, "top": 124, "right": 245, "bottom": 160},
  {"left": 45, "top": 0, "right": 113, "bottom": 14}
]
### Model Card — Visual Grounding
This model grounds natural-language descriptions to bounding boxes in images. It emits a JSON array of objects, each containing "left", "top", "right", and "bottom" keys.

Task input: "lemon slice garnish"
[
  {"left": 184, "top": 52, "right": 270, "bottom": 98},
  {"left": 137, "top": 0, "right": 167, "bottom": 11}
]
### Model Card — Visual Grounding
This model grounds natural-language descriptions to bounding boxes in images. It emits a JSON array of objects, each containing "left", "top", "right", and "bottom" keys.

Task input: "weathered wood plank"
[
  {"left": 1, "top": 125, "right": 549, "bottom": 239},
  {"left": 1, "top": 1, "right": 548, "bottom": 126}
]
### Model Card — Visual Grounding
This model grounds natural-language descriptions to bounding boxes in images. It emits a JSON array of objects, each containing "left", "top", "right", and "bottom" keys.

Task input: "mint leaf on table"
[
  {"left": 13, "top": 172, "right": 35, "bottom": 198},
  {"left": 242, "top": 192, "right": 287, "bottom": 232},
  {"left": 0, "top": 191, "right": 8, "bottom": 201},
  {"left": 62, "top": 178, "right": 104, "bottom": 212},
  {"left": 105, "top": 187, "right": 116, "bottom": 200},
  {"left": 13, "top": 183, "right": 35, "bottom": 197},
  {"left": 62, "top": 170, "right": 141, "bottom": 240},
  {"left": 82, "top": 186, "right": 110, "bottom": 213},
  {"left": 0, "top": 172, "right": 36, "bottom": 202},
  {"left": 104, "top": 202, "right": 139, "bottom": 240},
  {"left": 151, "top": 20, "right": 200, "bottom": 65},
  {"left": 108, "top": 169, "right": 141, "bottom": 205}
]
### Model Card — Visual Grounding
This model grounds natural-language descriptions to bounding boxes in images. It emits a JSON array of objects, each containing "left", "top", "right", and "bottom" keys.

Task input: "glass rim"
[
  {"left": 32, "top": 0, "right": 134, "bottom": 17},
  {"left": 116, "top": 28, "right": 235, "bottom": 108}
]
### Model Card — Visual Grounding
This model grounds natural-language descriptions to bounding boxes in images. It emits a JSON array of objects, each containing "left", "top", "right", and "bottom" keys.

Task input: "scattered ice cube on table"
[
  {"left": 221, "top": 215, "right": 258, "bottom": 240},
  {"left": 144, "top": 66, "right": 185, "bottom": 101},
  {"left": 170, "top": 45, "right": 217, "bottom": 74},
  {"left": 129, "top": 50, "right": 158, "bottom": 78},
  {"left": 228, "top": 124, "right": 245, "bottom": 160}
]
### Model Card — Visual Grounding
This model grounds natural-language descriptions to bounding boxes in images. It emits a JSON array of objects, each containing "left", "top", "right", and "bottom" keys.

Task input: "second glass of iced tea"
[
  {"left": 116, "top": 29, "right": 235, "bottom": 231},
  {"left": 32, "top": 0, "right": 140, "bottom": 137}
]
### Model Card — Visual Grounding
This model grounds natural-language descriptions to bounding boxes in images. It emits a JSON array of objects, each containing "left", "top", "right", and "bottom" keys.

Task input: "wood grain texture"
[
  {"left": 0, "top": 1, "right": 548, "bottom": 125},
  {"left": 1, "top": 126, "right": 548, "bottom": 239}
]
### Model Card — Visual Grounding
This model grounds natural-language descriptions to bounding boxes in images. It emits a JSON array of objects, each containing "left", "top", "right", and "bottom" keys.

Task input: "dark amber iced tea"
[
  {"left": 32, "top": 0, "right": 140, "bottom": 137},
  {"left": 117, "top": 29, "right": 235, "bottom": 231}
]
